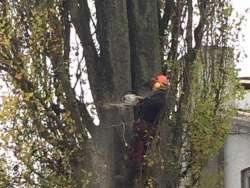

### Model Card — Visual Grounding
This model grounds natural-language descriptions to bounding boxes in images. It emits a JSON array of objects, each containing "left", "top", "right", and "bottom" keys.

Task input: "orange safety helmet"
[{"left": 151, "top": 74, "right": 170, "bottom": 87}]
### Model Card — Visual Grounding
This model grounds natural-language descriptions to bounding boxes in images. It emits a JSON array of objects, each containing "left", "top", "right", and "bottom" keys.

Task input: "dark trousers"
[{"left": 127, "top": 119, "right": 156, "bottom": 181}]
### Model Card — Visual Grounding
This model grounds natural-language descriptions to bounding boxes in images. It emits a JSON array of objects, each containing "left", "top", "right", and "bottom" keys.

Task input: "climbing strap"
[{"left": 101, "top": 122, "right": 128, "bottom": 147}]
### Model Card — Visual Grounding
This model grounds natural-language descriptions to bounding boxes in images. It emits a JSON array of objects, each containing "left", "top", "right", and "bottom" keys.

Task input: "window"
[{"left": 241, "top": 167, "right": 250, "bottom": 188}]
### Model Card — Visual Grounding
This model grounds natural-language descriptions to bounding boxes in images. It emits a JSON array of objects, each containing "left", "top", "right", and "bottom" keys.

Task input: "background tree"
[{"left": 0, "top": 0, "right": 242, "bottom": 188}]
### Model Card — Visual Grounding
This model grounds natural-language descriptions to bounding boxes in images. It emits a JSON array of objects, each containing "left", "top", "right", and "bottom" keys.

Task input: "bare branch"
[{"left": 0, "top": 59, "right": 15, "bottom": 75}]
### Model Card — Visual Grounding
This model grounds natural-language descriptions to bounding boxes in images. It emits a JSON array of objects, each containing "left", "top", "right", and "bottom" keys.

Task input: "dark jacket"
[{"left": 137, "top": 89, "right": 166, "bottom": 124}]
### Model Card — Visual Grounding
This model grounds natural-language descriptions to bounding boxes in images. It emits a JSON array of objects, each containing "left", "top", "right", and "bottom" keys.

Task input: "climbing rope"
[{"left": 101, "top": 121, "right": 128, "bottom": 147}]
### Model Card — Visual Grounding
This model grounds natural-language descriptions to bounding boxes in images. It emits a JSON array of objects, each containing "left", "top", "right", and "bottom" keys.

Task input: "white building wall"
[
  {"left": 224, "top": 134, "right": 250, "bottom": 188},
  {"left": 235, "top": 91, "right": 250, "bottom": 110}
]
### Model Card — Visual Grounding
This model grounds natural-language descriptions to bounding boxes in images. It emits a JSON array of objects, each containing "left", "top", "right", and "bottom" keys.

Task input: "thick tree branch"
[
  {"left": 194, "top": 0, "right": 207, "bottom": 50},
  {"left": 62, "top": 0, "right": 71, "bottom": 77},
  {"left": 69, "top": 0, "right": 99, "bottom": 97},
  {"left": 1, "top": 56, "right": 94, "bottom": 141},
  {"left": 77, "top": 100, "right": 96, "bottom": 135},
  {"left": 186, "top": 0, "right": 193, "bottom": 53},
  {"left": 49, "top": 54, "right": 87, "bottom": 135},
  {"left": 159, "top": 0, "right": 175, "bottom": 36},
  {"left": 167, "top": 0, "right": 185, "bottom": 60},
  {"left": 46, "top": 11, "right": 93, "bottom": 138}
]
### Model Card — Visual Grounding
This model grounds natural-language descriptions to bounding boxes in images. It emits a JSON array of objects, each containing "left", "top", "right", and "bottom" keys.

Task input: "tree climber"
[{"left": 126, "top": 74, "right": 170, "bottom": 184}]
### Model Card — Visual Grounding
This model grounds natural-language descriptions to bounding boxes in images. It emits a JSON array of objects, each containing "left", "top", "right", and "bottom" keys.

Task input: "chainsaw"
[{"left": 121, "top": 94, "right": 144, "bottom": 106}]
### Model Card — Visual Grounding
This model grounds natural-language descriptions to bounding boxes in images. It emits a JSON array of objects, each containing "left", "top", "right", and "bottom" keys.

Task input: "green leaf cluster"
[{"left": 0, "top": 1, "right": 89, "bottom": 187}]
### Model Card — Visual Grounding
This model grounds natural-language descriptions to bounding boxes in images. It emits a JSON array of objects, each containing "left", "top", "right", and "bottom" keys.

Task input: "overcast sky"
[{"left": 232, "top": 0, "right": 250, "bottom": 77}]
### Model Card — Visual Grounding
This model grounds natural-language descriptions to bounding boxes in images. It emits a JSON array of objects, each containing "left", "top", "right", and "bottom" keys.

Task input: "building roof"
[{"left": 239, "top": 77, "right": 250, "bottom": 89}]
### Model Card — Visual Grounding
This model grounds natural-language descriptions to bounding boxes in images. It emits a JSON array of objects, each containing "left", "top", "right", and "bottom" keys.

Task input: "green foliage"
[
  {"left": 141, "top": 2, "right": 244, "bottom": 187},
  {"left": 0, "top": 1, "right": 88, "bottom": 187},
  {"left": 156, "top": 1, "right": 245, "bottom": 186},
  {"left": 181, "top": 48, "right": 242, "bottom": 185},
  {"left": 198, "top": 171, "right": 224, "bottom": 188},
  {"left": 0, "top": 94, "right": 78, "bottom": 187},
  {"left": 0, "top": 157, "right": 11, "bottom": 188}
]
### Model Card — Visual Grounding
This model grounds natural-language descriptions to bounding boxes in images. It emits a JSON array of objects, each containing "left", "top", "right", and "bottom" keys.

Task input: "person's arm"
[{"left": 136, "top": 95, "right": 145, "bottom": 101}]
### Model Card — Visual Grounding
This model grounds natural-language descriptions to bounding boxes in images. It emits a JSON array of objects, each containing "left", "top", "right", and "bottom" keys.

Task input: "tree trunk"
[
  {"left": 86, "top": 0, "right": 161, "bottom": 187},
  {"left": 127, "top": 0, "right": 161, "bottom": 93},
  {"left": 91, "top": 1, "right": 133, "bottom": 188}
]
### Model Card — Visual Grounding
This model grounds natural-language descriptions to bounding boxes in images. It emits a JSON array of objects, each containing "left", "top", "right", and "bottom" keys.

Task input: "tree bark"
[
  {"left": 91, "top": 1, "right": 133, "bottom": 188},
  {"left": 127, "top": 0, "right": 161, "bottom": 93}
]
